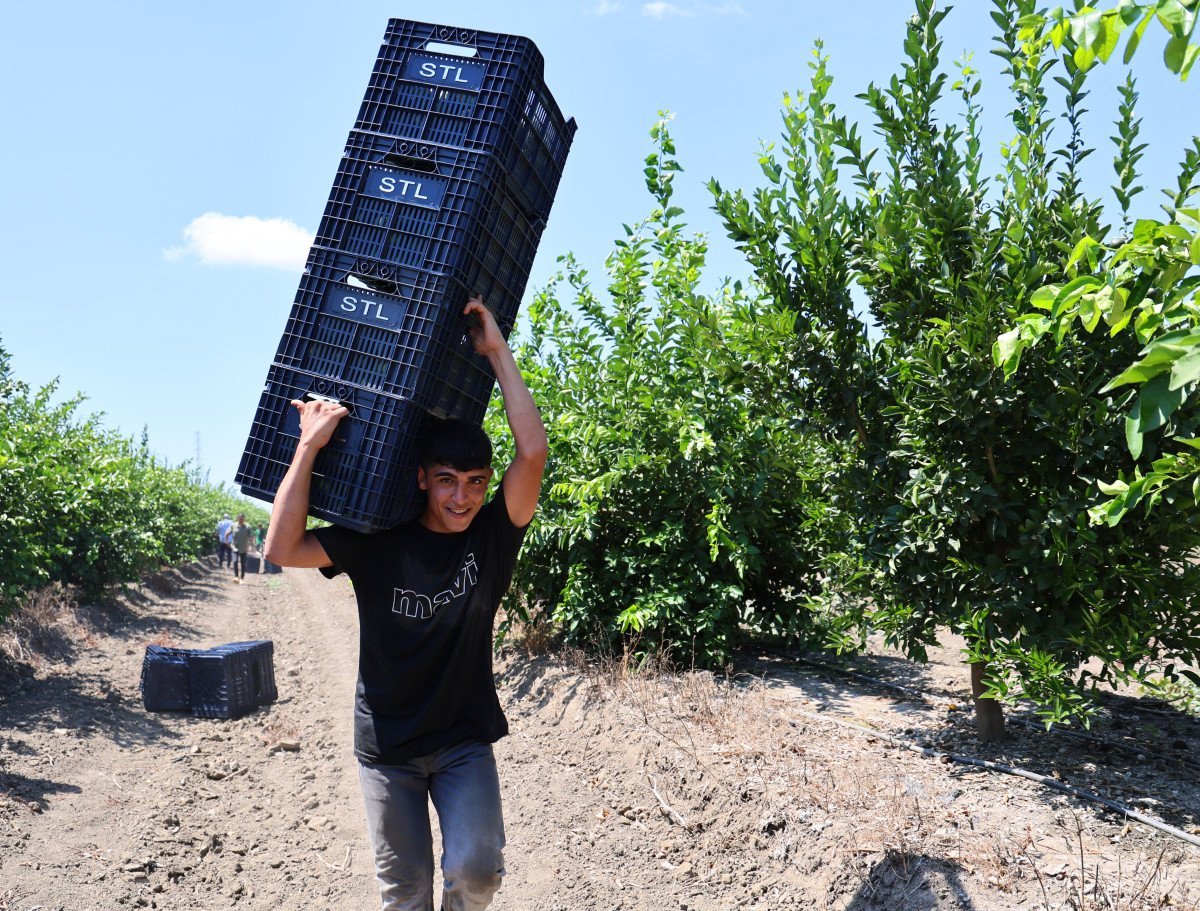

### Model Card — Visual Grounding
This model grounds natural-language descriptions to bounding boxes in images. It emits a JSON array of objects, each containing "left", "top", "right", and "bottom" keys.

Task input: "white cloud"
[
  {"left": 643, "top": 1, "right": 690, "bottom": 16},
  {"left": 641, "top": 0, "right": 743, "bottom": 17},
  {"left": 164, "top": 212, "right": 313, "bottom": 270},
  {"left": 587, "top": 0, "right": 622, "bottom": 14}
]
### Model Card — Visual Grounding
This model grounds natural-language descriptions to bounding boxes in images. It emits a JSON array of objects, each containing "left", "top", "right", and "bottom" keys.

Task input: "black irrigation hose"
[
  {"left": 785, "top": 653, "right": 1200, "bottom": 776},
  {"left": 790, "top": 707, "right": 1200, "bottom": 851},
  {"left": 1007, "top": 716, "right": 1200, "bottom": 777}
]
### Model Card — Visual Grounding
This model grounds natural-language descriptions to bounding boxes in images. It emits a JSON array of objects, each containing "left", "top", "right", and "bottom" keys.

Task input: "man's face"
[{"left": 418, "top": 464, "right": 493, "bottom": 533}]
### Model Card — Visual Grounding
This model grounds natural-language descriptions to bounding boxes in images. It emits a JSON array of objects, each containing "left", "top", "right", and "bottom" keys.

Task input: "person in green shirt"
[{"left": 231, "top": 514, "right": 254, "bottom": 583}]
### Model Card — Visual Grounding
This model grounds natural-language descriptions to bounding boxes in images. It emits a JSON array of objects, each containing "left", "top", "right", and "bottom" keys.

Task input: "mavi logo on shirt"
[{"left": 390, "top": 553, "right": 479, "bottom": 620}]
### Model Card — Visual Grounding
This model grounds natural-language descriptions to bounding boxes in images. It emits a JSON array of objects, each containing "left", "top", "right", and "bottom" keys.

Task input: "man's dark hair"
[{"left": 418, "top": 417, "right": 493, "bottom": 472}]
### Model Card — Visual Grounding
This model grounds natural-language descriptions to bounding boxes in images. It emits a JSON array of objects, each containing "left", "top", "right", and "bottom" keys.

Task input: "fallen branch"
[{"left": 646, "top": 772, "right": 689, "bottom": 829}]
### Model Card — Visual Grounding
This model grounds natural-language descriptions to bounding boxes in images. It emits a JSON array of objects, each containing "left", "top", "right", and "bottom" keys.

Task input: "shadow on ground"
[{"left": 842, "top": 852, "right": 979, "bottom": 910}]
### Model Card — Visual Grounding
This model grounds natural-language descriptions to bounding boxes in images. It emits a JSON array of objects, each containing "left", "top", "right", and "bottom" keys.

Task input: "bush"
[
  {"left": 0, "top": 338, "right": 267, "bottom": 616},
  {"left": 488, "top": 118, "right": 844, "bottom": 666}
]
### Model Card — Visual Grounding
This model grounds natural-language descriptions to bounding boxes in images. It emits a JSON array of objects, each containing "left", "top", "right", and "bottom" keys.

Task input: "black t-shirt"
[{"left": 314, "top": 485, "right": 527, "bottom": 764}]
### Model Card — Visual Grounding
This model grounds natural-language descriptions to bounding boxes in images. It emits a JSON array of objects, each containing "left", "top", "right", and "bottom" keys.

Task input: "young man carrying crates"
[{"left": 264, "top": 297, "right": 546, "bottom": 911}]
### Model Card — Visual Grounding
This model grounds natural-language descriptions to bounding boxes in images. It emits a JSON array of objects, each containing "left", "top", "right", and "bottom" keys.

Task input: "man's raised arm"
[
  {"left": 262, "top": 400, "right": 348, "bottom": 568},
  {"left": 464, "top": 297, "right": 547, "bottom": 527}
]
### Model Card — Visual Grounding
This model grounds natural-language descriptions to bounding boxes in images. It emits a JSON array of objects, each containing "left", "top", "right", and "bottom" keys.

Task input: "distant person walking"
[
  {"left": 255, "top": 523, "right": 268, "bottom": 574},
  {"left": 216, "top": 514, "right": 234, "bottom": 568},
  {"left": 231, "top": 514, "right": 253, "bottom": 583}
]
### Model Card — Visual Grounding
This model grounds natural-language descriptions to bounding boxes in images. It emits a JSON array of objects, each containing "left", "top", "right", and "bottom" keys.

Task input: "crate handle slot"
[
  {"left": 382, "top": 140, "right": 438, "bottom": 173},
  {"left": 303, "top": 387, "right": 355, "bottom": 417},
  {"left": 381, "top": 152, "right": 438, "bottom": 173},
  {"left": 346, "top": 259, "right": 400, "bottom": 295},
  {"left": 425, "top": 39, "right": 478, "bottom": 58},
  {"left": 346, "top": 271, "right": 400, "bottom": 295},
  {"left": 464, "top": 292, "right": 484, "bottom": 330}
]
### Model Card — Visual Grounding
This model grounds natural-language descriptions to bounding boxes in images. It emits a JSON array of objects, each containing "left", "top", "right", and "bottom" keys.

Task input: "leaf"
[
  {"left": 1126, "top": 413, "right": 1144, "bottom": 459},
  {"left": 1052, "top": 275, "right": 1103, "bottom": 320},
  {"left": 994, "top": 328, "right": 1023, "bottom": 377},
  {"left": 1156, "top": 0, "right": 1191, "bottom": 36},
  {"left": 1165, "top": 33, "right": 1190, "bottom": 71},
  {"left": 1168, "top": 347, "right": 1200, "bottom": 389},
  {"left": 1031, "top": 285, "right": 1060, "bottom": 310},
  {"left": 1071, "top": 8, "right": 1104, "bottom": 47},
  {"left": 1124, "top": 10, "right": 1156, "bottom": 62},
  {"left": 1064, "top": 236, "right": 1101, "bottom": 274},
  {"left": 1137, "top": 372, "right": 1188, "bottom": 432},
  {"left": 1176, "top": 208, "right": 1200, "bottom": 230},
  {"left": 1182, "top": 42, "right": 1200, "bottom": 78},
  {"left": 1103, "top": 335, "right": 1194, "bottom": 390},
  {"left": 1079, "top": 296, "right": 1103, "bottom": 333},
  {"left": 1095, "top": 13, "right": 1123, "bottom": 62}
]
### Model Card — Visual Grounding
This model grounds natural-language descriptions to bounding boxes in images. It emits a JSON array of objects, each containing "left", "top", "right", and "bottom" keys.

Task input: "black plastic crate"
[
  {"left": 140, "top": 645, "right": 192, "bottom": 712},
  {"left": 236, "top": 363, "right": 488, "bottom": 532},
  {"left": 271, "top": 247, "right": 511, "bottom": 414},
  {"left": 354, "top": 19, "right": 576, "bottom": 221},
  {"left": 314, "top": 130, "right": 545, "bottom": 307},
  {"left": 189, "top": 640, "right": 278, "bottom": 720}
]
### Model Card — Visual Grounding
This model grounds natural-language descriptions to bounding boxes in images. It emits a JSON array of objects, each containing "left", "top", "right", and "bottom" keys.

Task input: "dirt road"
[{"left": 2, "top": 560, "right": 1198, "bottom": 910}]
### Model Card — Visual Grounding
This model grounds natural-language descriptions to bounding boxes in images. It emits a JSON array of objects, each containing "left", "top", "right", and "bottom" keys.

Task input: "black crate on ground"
[
  {"left": 314, "top": 131, "right": 545, "bottom": 308},
  {"left": 236, "top": 363, "right": 483, "bottom": 533},
  {"left": 189, "top": 640, "right": 277, "bottom": 720},
  {"left": 269, "top": 247, "right": 511, "bottom": 414},
  {"left": 140, "top": 645, "right": 192, "bottom": 712},
  {"left": 354, "top": 19, "right": 576, "bottom": 221}
]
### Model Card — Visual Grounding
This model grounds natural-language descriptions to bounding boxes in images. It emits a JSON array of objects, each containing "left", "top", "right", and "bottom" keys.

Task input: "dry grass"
[
  {"left": 0, "top": 583, "right": 87, "bottom": 665},
  {"left": 498, "top": 607, "right": 562, "bottom": 657},
  {"left": 559, "top": 644, "right": 1200, "bottom": 910}
]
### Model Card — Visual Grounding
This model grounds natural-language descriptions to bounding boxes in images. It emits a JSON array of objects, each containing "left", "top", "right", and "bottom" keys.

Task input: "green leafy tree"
[
  {"left": 712, "top": 0, "right": 1200, "bottom": 740},
  {"left": 0, "top": 338, "right": 267, "bottom": 616},
  {"left": 1004, "top": 2, "right": 1200, "bottom": 523},
  {"left": 488, "top": 117, "right": 843, "bottom": 666},
  {"left": 1029, "top": 1, "right": 1200, "bottom": 79}
]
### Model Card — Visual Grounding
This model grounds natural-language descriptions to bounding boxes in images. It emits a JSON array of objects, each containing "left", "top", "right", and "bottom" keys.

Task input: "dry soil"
[{"left": 1, "top": 558, "right": 1198, "bottom": 910}]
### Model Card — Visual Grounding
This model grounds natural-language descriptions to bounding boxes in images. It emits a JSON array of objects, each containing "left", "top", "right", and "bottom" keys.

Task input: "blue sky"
[{"left": 1, "top": 1, "right": 1195, "bottom": 500}]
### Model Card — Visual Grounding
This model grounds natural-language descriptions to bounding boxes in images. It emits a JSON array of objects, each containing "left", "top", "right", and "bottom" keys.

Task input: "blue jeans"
[{"left": 358, "top": 740, "right": 505, "bottom": 911}]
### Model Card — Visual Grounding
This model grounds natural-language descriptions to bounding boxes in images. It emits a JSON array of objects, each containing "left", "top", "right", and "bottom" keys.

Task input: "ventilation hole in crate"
[
  {"left": 302, "top": 343, "right": 349, "bottom": 377},
  {"left": 345, "top": 225, "right": 388, "bottom": 258},
  {"left": 433, "top": 88, "right": 476, "bottom": 118},
  {"left": 424, "top": 117, "right": 469, "bottom": 147},
  {"left": 386, "top": 107, "right": 429, "bottom": 138},
  {"left": 314, "top": 317, "right": 356, "bottom": 347},
  {"left": 393, "top": 205, "right": 437, "bottom": 236},
  {"left": 343, "top": 352, "right": 391, "bottom": 388},
  {"left": 383, "top": 231, "right": 428, "bottom": 268},
  {"left": 352, "top": 195, "right": 395, "bottom": 228},
  {"left": 355, "top": 324, "right": 399, "bottom": 359},
  {"left": 392, "top": 82, "right": 435, "bottom": 110}
]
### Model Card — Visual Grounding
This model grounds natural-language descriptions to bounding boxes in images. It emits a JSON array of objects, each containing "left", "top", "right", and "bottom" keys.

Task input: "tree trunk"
[{"left": 970, "top": 660, "right": 1006, "bottom": 743}]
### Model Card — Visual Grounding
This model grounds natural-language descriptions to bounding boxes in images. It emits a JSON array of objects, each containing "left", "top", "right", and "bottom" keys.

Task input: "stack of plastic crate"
[
  {"left": 236, "top": 20, "right": 576, "bottom": 532},
  {"left": 140, "top": 640, "right": 278, "bottom": 720}
]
